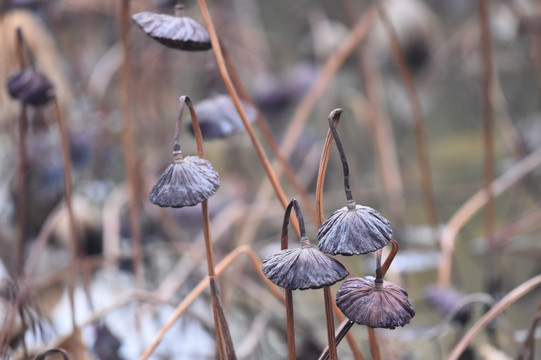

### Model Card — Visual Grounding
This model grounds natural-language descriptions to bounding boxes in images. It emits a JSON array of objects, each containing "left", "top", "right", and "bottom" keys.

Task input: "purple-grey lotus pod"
[
  {"left": 7, "top": 69, "right": 53, "bottom": 107},
  {"left": 318, "top": 200, "right": 392, "bottom": 255},
  {"left": 189, "top": 95, "right": 257, "bottom": 140},
  {"left": 262, "top": 237, "right": 349, "bottom": 290},
  {"left": 149, "top": 154, "right": 220, "bottom": 208},
  {"left": 336, "top": 276, "right": 415, "bottom": 329},
  {"left": 132, "top": 11, "right": 211, "bottom": 51}
]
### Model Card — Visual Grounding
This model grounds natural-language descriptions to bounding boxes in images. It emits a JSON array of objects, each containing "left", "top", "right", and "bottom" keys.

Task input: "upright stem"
[
  {"left": 316, "top": 111, "right": 364, "bottom": 360},
  {"left": 184, "top": 96, "right": 236, "bottom": 359},
  {"left": 15, "top": 27, "right": 27, "bottom": 276},
  {"left": 479, "top": 0, "right": 497, "bottom": 295},
  {"left": 197, "top": 0, "right": 301, "bottom": 237},
  {"left": 119, "top": 0, "right": 144, "bottom": 291},
  {"left": 327, "top": 109, "right": 353, "bottom": 203},
  {"left": 375, "top": 3, "right": 439, "bottom": 241},
  {"left": 53, "top": 97, "right": 82, "bottom": 360}
]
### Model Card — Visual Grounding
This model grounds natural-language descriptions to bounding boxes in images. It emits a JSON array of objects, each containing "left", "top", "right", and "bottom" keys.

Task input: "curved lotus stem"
[{"left": 327, "top": 109, "right": 354, "bottom": 204}]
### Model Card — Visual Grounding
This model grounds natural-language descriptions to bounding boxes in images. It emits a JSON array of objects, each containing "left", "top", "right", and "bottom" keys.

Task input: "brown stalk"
[
  {"left": 139, "top": 245, "right": 284, "bottom": 360},
  {"left": 279, "top": 7, "right": 376, "bottom": 161},
  {"left": 315, "top": 112, "right": 363, "bottom": 360},
  {"left": 52, "top": 97, "right": 83, "bottom": 360},
  {"left": 339, "top": 0, "right": 405, "bottom": 227},
  {"left": 180, "top": 96, "right": 236, "bottom": 359},
  {"left": 375, "top": 3, "right": 439, "bottom": 242},
  {"left": 359, "top": 49, "right": 405, "bottom": 226},
  {"left": 119, "top": 0, "right": 144, "bottom": 296},
  {"left": 449, "top": 274, "right": 541, "bottom": 360},
  {"left": 479, "top": 0, "right": 497, "bottom": 294},
  {"left": 221, "top": 45, "right": 318, "bottom": 225},
  {"left": 318, "top": 240, "right": 398, "bottom": 360},
  {"left": 438, "top": 145, "right": 541, "bottom": 286},
  {"left": 14, "top": 27, "right": 27, "bottom": 277},
  {"left": 196, "top": 0, "right": 301, "bottom": 236}
]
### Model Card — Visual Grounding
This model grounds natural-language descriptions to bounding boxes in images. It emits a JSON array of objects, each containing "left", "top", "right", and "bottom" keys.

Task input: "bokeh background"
[{"left": 1, "top": 0, "right": 541, "bottom": 358}]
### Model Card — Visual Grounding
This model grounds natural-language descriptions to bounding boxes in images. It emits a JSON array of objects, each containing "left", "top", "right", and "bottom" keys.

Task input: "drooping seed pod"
[
  {"left": 318, "top": 201, "right": 392, "bottom": 255},
  {"left": 336, "top": 276, "right": 415, "bottom": 329},
  {"left": 317, "top": 109, "right": 392, "bottom": 255},
  {"left": 424, "top": 285, "right": 471, "bottom": 326},
  {"left": 262, "top": 239, "right": 349, "bottom": 290},
  {"left": 189, "top": 94, "right": 258, "bottom": 140},
  {"left": 7, "top": 69, "right": 54, "bottom": 107},
  {"left": 262, "top": 199, "right": 349, "bottom": 290},
  {"left": 149, "top": 96, "right": 220, "bottom": 208},
  {"left": 132, "top": 9, "right": 211, "bottom": 51},
  {"left": 149, "top": 153, "right": 220, "bottom": 208}
]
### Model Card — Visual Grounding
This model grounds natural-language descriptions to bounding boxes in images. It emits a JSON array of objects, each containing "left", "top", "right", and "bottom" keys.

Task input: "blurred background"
[{"left": 1, "top": 0, "right": 541, "bottom": 358}]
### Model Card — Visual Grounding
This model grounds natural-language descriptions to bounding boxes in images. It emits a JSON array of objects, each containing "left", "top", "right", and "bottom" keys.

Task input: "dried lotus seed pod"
[
  {"left": 7, "top": 69, "right": 54, "bottom": 107},
  {"left": 262, "top": 238, "right": 349, "bottom": 290},
  {"left": 318, "top": 201, "right": 392, "bottom": 255},
  {"left": 149, "top": 154, "right": 220, "bottom": 208},
  {"left": 336, "top": 276, "right": 415, "bottom": 329},
  {"left": 132, "top": 11, "right": 211, "bottom": 51}
]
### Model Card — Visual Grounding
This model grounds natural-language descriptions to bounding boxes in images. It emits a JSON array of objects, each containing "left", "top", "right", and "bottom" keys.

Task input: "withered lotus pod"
[
  {"left": 262, "top": 239, "right": 349, "bottom": 290},
  {"left": 318, "top": 201, "right": 392, "bottom": 255},
  {"left": 317, "top": 109, "right": 392, "bottom": 255},
  {"left": 7, "top": 69, "right": 54, "bottom": 107},
  {"left": 189, "top": 95, "right": 257, "bottom": 140},
  {"left": 261, "top": 199, "right": 349, "bottom": 290},
  {"left": 336, "top": 276, "right": 415, "bottom": 329},
  {"left": 132, "top": 10, "right": 211, "bottom": 51},
  {"left": 149, "top": 153, "right": 220, "bottom": 208},
  {"left": 150, "top": 96, "right": 220, "bottom": 208}
]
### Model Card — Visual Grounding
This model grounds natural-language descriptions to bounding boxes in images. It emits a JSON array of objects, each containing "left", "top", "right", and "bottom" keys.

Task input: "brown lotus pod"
[
  {"left": 262, "top": 238, "right": 349, "bottom": 290},
  {"left": 189, "top": 95, "right": 257, "bottom": 140},
  {"left": 132, "top": 11, "right": 211, "bottom": 51},
  {"left": 318, "top": 200, "right": 392, "bottom": 255},
  {"left": 7, "top": 69, "right": 54, "bottom": 107},
  {"left": 336, "top": 276, "right": 415, "bottom": 329},
  {"left": 149, "top": 153, "right": 220, "bottom": 208}
]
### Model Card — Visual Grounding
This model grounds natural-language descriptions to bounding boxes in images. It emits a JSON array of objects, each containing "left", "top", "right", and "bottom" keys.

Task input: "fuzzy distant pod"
[
  {"left": 336, "top": 276, "right": 415, "bottom": 329},
  {"left": 7, "top": 69, "right": 54, "bottom": 107},
  {"left": 261, "top": 239, "right": 349, "bottom": 290},
  {"left": 149, "top": 155, "right": 220, "bottom": 208},
  {"left": 132, "top": 12, "right": 211, "bottom": 51},
  {"left": 318, "top": 202, "right": 392, "bottom": 255},
  {"left": 190, "top": 95, "right": 258, "bottom": 140}
]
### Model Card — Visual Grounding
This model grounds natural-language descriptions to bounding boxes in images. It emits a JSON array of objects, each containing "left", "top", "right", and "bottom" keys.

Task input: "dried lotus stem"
[
  {"left": 281, "top": 200, "right": 296, "bottom": 360},
  {"left": 315, "top": 109, "right": 363, "bottom": 360},
  {"left": 182, "top": 96, "right": 236, "bottom": 359}
]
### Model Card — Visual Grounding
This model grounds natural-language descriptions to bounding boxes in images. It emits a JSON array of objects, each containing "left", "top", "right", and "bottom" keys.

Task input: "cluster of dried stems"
[{"left": 2, "top": 0, "right": 541, "bottom": 359}]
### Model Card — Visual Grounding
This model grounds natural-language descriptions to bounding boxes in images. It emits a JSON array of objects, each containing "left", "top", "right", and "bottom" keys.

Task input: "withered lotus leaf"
[
  {"left": 190, "top": 95, "right": 258, "bottom": 140},
  {"left": 149, "top": 156, "right": 220, "bottom": 208},
  {"left": 132, "top": 12, "right": 211, "bottom": 51},
  {"left": 7, "top": 69, "right": 54, "bottom": 107},
  {"left": 261, "top": 241, "right": 349, "bottom": 290},
  {"left": 336, "top": 276, "right": 415, "bottom": 329},
  {"left": 318, "top": 203, "right": 392, "bottom": 255}
]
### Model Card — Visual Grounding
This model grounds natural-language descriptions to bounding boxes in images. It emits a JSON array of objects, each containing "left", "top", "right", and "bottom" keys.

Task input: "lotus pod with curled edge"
[
  {"left": 317, "top": 200, "right": 392, "bottom": 256},
  {"left": 132, "top": 11, "right": 211, "bottom": 51},
  {"left": 149, "top": 152, "right": 220, "bottom": 208},
  {"left": 7, "top": 69, "right": 54, "bottom": 107},
  {"left": 262, "top": 237, "right": 349, "bottom": 290},
  {"left": 336, "top": 276, "right": 415, "bottom": 329}
]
